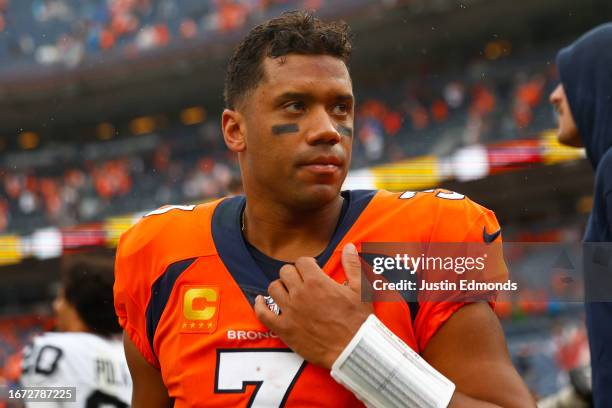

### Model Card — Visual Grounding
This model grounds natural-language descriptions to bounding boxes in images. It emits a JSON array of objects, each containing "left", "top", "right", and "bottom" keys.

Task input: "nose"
[
  {"left": 305, "top": 107, "right": 341, "bottom": 146},
  {"left": 549, "top": 83, "right": 562, "bottom": 105}
]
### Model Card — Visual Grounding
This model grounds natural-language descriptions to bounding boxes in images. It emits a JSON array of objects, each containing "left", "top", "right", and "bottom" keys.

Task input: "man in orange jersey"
[{"left": 114, "top": 11, "right": 533, "bottom": 407}]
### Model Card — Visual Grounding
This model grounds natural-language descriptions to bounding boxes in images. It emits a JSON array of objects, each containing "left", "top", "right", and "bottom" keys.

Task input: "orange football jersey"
[{"left": 114, "top": 189, "right": 502, "bottom": 407}]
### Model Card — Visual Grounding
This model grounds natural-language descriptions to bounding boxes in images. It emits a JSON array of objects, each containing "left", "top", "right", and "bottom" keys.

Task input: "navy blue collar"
[{"left": 211, "top": 190, "right": 376, "bottom": 305}]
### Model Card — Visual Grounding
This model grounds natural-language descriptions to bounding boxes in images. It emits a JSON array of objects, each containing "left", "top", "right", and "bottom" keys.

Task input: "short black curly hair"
[
  {"left": 224, "top": 10, "right": 352, "bottom": 110},
  {"left": 61, "top": 254, "right": 121, "bottom": 337}
]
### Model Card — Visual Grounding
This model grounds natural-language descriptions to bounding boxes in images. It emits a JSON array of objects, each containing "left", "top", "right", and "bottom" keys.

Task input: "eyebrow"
[
  {"left": 273, "top": 92, "right": 312, "bottom": 105},
  {"left": 334, "top": 94, "right": 355, "bottom": 103},
  {"left": 272, "top": 92, "right": 354, "bottom": 105}
]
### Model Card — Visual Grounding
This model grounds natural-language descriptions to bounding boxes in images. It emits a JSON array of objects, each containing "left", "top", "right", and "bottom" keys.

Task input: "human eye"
[
  {"left": 331, "top": 103, "right": 350, "bottom": 116},
  {"left": 284, "top": 101, "right": 306, "bottom": 113}
]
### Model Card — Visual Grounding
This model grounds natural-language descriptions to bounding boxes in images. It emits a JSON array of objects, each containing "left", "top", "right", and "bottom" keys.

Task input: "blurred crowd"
[
  {"left": 353, "top": 52, "right": 556, "bottom": 166},
  {"left": 0, "top": 0, "right": 330, "bottom": 67},
  {"left": 0, "top": 1, "right": 563, "bottom": 235},
  {"left": 0, "top": 51, "right": 557, "bottom": 234},
  {"left": 0, "top": 314, "right": 53, "bottom": 397},
  {"left": 0, "top": 124, "right": 236, "bottom": 233}
]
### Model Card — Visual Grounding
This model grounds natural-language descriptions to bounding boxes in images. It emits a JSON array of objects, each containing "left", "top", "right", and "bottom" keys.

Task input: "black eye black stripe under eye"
[
  {"left": 336, "top": 124, "right": 353, "bottom": 137},
  {"left": 271, "top": 123, "right": 353, "bottom": 137},
  {"left": 272, "top": 124, "right": 299, "bottom": 135}
]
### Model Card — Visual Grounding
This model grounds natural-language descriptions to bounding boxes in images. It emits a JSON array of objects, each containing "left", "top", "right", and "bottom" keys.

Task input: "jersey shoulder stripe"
[{"left": 369, "top": 189, "right": 499, "bottom": 243}]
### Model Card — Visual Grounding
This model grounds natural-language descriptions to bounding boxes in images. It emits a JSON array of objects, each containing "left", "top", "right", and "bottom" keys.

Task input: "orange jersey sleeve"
[
  {"left": 114, "top": 203, "right": 219, "bottom": 368},
  {"left": 114, "top": 215, "right": 160, "bottom": 368},
  {"left": 331, "top": 189, "right": 506, "bottom": 353},
  {"left": 407, "top": 190, "right": 505, "bottom": 352}
]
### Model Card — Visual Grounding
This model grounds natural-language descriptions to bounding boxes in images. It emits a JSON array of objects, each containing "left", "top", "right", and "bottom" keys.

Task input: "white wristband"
[{"left": 331, "top": 314, "right": 455, "bottom": 408}]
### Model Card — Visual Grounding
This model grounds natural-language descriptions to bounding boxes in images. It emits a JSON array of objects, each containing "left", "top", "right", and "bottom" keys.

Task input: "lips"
[
  {"left": 298, "top": 155, "right": 344, "bottom": 176},
  {"left": 301, "top": 155, "right": 343, "bottom": 167}
]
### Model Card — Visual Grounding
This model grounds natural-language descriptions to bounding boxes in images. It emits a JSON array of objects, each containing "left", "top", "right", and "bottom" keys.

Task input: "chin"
[
  {"left": 557, "top": 128, "right": 582, "bottom": 147},
  {"left": 297, "top": 184, "right": 342, "bottom": 209},
  {"left": 557, "top": 131, "right": 570, "bottom": 146}
]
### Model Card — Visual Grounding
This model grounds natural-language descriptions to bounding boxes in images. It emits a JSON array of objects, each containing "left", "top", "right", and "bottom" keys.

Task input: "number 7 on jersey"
[{"left": 215, "top": 349, "right": 306, "bottom": 407}]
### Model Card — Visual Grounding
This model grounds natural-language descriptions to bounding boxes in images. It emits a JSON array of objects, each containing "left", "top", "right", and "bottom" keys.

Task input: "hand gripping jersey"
[
  {"left": 20, "top": 332, "right": 132, "bottom": 408},
  {"left": 114, "top": 189, "right": 503, "bottom": 407}
]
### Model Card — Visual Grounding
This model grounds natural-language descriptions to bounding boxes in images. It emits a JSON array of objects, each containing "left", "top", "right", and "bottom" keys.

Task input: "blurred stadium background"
[{"left": 0, "top": 0, "right": 609, "bottom": 405}]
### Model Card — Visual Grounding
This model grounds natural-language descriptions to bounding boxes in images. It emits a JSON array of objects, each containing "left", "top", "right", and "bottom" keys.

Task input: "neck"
[
  {"left": 62, "top": 319, "right": 91, "bottom": 334},
  {"left": 242, "top": 193, "right": 344, "bottom": 262}
]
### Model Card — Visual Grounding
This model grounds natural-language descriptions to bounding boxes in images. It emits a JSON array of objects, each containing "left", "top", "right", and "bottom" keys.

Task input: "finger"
[
  {"left": 342, "top": 243, "right": 363, "bottom": 292},
  {"left": 294, "top": 257, "right": 326, "bottom": 282},
  {"left": 254, "top": 295, "right": 282, "bottom": 330},
  {"left": 267, "top": 279, "right": 290, "bottom": 308},
  {"left": 279, "top": 264, "right": 303, "bottom": 292}
]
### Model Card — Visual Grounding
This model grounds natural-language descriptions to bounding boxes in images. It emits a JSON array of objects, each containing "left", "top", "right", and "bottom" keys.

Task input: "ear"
[{"left": 222, "top": 109, "right": 246, "bottom": 153}]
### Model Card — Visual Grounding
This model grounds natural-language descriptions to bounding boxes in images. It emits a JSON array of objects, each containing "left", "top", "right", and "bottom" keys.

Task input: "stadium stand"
[
  {"left": 0, "top": 53, "right": 558, "bottom": 234},
  {"left": 0, "top": 0, "right": 332, "bottom": 68}
]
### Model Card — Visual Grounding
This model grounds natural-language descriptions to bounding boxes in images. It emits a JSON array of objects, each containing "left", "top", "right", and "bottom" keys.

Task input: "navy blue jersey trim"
[
  {"left": 408, "top": 301, "right": 420, "bottom": 324},
  {"left": 146, "top": 258, "right": 196, "bottom": 357},
  {"left": 212, "top": 195, "right": 270, "bottom": 301},
  {"left": 211, "top": 191, "right": 376, "bottom": 306},
  {"left": 317, "top": 190, "right": 376, "bottom": 265}
]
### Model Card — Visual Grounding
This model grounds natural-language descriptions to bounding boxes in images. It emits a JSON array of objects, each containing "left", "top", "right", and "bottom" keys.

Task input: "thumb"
[
  {"left": 254, "top": 295, "right": 281, "bottom": 331},
  {"left": 341, "top": 243, "right": 362, "bottom": 292}
]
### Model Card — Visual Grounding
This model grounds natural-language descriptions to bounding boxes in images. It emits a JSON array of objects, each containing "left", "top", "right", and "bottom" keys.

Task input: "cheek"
[
  {"left": 344, "top": 136, "right": 353, "bottom": 150},
  {"left": 557, "top": 113, "right": 580, "bottom": 145},
  {"left": 558, "top": 113, "right": 569, "bottom": 131},
  {"left": 561, "top": 100, "right": 574, "bottom": 124},
  {"left": 561, "top": 111, "right": 576, "bottom": 134},
  {"left": 342, "top": 137, "right": 353, "bottom": 161},
  {"left": 247, "top": 136, "right": 294, "bottom": 177}
]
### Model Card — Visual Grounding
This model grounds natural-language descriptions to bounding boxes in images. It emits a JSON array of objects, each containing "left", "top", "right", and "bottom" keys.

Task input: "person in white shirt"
[{"left": 20, "top": 254, "right": 132, "bottom": 407}]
